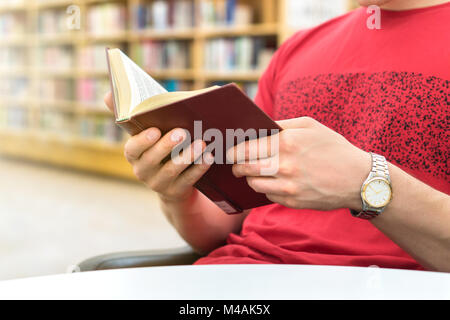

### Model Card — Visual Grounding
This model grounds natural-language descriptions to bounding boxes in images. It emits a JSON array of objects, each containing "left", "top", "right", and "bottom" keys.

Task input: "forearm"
[
  {"left": 159, "top": 189, "right": 248, "bottom": 255},
  {"left": 371, "top": 164, "right": 450, "bottom": 272}
]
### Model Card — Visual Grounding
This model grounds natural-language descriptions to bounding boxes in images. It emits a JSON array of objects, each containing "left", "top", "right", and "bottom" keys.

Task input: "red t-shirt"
[{"left": 195, "top": 3, "right": 450, "bottom": 270}]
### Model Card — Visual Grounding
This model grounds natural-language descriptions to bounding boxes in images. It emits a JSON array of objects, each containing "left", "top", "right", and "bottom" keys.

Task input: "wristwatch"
[{"left": 350, "top": 152, "right": 393, "bottom": 220}]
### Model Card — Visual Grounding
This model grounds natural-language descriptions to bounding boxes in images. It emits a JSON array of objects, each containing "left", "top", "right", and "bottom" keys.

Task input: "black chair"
[{"left": 75, "top": 246, "right": 203, "bottom": 272}]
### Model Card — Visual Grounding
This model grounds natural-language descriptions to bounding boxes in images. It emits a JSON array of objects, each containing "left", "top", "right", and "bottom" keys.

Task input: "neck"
[{"left": 380, "top": 0, "right": 449, "bottom": 11}]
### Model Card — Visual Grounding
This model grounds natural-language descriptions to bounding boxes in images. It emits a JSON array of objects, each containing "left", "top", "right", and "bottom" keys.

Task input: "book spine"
[
  {"left": 226, "top": 0, "right": 236, "bottom": 25},
  {"left": 195, "top": 178, "right": 243, "bottom": 214},
  {"left": 116, "top": 118, "right": 145, "bottom": 136}
]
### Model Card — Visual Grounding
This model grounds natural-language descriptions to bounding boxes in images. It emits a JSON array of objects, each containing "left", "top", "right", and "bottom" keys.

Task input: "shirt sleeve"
[
  {"left": 254, "top": 31, "right": 304, "bottom": 119},
  {"left": 253, "top": 48, "right": 281, "bottom": 119}
]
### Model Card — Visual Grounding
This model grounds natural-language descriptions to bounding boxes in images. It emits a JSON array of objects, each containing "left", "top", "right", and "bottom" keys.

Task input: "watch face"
[{"left": 363, "top": 178, "right": 392, "bottom": 208}]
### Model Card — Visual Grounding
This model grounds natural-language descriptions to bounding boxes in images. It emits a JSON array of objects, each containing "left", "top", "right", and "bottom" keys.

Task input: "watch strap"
[
  {"left": 350, "top": 208, "right": 380, "bottom": 220},
  {"left": 370, "top": 153, "right": 390, "bottom": 182}
]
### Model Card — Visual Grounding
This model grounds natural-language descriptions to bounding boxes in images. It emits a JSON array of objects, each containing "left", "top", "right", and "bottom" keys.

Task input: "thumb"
[
  {"left": 103, "top": 91, "right": 115, "bottom": 113},
  {"left": 276, "top": 116, "right": 318, "bottom": 129}
]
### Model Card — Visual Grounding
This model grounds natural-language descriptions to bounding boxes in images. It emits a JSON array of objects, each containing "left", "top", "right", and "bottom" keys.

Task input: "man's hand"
[
  {"left": 104, "top": 92, "right": 213, "bottom": 204},
  {"left": 228, "top": 117, "right": 371, "bottom": 211}
]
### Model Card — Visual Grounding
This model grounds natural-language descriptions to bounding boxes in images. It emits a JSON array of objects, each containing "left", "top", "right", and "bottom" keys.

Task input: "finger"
[
  {"left": 151, "top": 140, "right": 206, "bottom": 190},
  {"left": 248, "top": 176, "right": 298, "bottom": 197},
  {"left": 276, "top": 116, "right": 318, "bottom": 129},
  {"left": 124, "top": 128, "right": 161, "bottom": 162},
  {"left": 104, "top": 91, "right": 114, "bottom": 112},
  {"left": 140, "top": 128, "right": 187, "bottom": 166},
  {"left": 266, "top": 194, "right": 291, "bottom": 207},
  {"left": 232, "top": 156, "right": 279, "bottom": 178},
  {"left": 226, "top": 134, "right": 280, "bottom": 164},
  {"left": 172, "top": 152, "right": 214, "bottom": 192},
  {"left": 246, "top": 176, "right": 279, "bottom": 194}
]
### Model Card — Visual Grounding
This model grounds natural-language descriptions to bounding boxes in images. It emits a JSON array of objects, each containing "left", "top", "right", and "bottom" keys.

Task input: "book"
[
  {"left": 198, "top": 0, "right": 252, "bottom": 27},
  {"left": 106, "top": 48, "right": 281, "bottom": 214},
  {"left": 133, "top": 40, "right": 190, "bottom": 71},
  {"left": 87, "top": 4, "right": 127, "bottom": 36}
]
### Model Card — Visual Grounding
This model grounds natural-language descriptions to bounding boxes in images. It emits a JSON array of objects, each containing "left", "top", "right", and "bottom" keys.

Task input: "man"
[{"left": 105, "top": 0, "right": 450, "bottom": 271}]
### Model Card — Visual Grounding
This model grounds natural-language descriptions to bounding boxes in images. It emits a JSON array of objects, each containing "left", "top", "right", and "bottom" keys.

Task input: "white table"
[{"left": 0, "top": 265, "right": 449, "bottom": 300}]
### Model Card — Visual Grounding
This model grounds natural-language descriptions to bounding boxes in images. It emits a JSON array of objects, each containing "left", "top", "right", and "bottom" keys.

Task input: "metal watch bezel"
[{"left": 361, "top": 177, "right": 393, "bottom": 209}]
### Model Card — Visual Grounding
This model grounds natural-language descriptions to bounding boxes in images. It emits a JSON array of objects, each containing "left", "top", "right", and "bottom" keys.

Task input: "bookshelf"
[{"left": 0, "top": 0, "right": 356, "bottom": 180}]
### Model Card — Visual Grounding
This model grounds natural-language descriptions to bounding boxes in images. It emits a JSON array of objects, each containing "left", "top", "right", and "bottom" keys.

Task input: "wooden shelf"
[
  {"left": 202, "top": 71, "right": 263, "bottom": 81},
  {"left": 85, "top": 32, "right": 130, "bottom": 43},
  {"left": 0, "top": 35, "right": 30, "bottom": 46},
  {"left": 35, "top": 0, "right": 80, "bottom": 9},
  {"left": 36, "top": 33, "right": 81, "bottom": 44},
  {"left": 35, "top": 68, "right": 77, "bottom": 77},
  {"left": 200, "top": 24, "right": 278, "bottom": 38},
  {"left": 0, "top": 3, "right": 27, "bottom": 12},
  {"left": 75, "top": 70, "right": 109, "bottom": 78},
  {"left": 0, "top": 129, "right": 134, "bottom": 179},
  {"left": 148, "top": 69, "right": 196, "bottom": 80},
  {"left": 0, "top": 67, "right": 30, "bottom": 77},
  {"left": 133, "top": 29, "right": 197, "bottom": 41},
  {"left": 0, "top": 96, "right": 36, "bottom": 106},
  {"left": 0, "top": 0, "right": 355, "bottom": 179},
  {"left": 39, "top": 99, "right": 77, "bottom": 109}
]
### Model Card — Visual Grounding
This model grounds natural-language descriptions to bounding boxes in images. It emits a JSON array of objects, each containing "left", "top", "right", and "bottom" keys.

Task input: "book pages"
[{"left": 118, "top": 50, "right": 167, "bottom": 113}]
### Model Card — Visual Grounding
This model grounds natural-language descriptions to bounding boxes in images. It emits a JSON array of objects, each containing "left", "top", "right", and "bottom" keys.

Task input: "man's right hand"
[{"left": 104, "top": 92, "right": 213, "bottom": 203}]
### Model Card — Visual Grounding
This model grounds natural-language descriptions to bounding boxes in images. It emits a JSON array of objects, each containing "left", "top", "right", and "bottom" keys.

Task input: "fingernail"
[
  {"left": 226, "top": 148, "right": 235, "bottom": 163},
  {"left": 146, "top": 129, "right": 158, "bottom": 141},
  {"left": 204, "top": 152, "right": 214, "bottom": 165},
  {"left": 194, "top": 140, "right": 204, "bottom": 155},
  {"left": 171, "top": 129, "right": 186, "bottom": 143}
]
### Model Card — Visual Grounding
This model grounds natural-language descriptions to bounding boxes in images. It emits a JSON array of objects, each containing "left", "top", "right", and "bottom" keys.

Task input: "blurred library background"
[{"left": 0, "top": 0, "right": 356, "bottom": 280}]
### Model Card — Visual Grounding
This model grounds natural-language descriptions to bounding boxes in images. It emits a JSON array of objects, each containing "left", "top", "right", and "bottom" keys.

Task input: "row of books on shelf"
[
  {"left": 1, "top": 76, "right": 259, "bottom": 101},
  {"left": 1, "top": 0, "right": 351, "bottom": 38},
  {"left": 0, "top": 12, "right": 26, "bottom": 36},
  {"left": 24, "top": 0, "right": 255, "bottom": 36},
  {"left": 78, "top": 44, "right": 123, "bottom": 73},
  {"left": 2, "top": 39, "right": 273, "bottom": 76},
  {"left": 40, "top": 78, "right": 110, "bottom": 106},
  {"left": 87, "top": 4, "right": 127, "bottom": 36},
  {"left": 0, "top": 106, "right": 124, "bottom": 143},
  {"left": 38, "top": 45, "right": 73, "bottom": 70},
  {"left": 0, "top": 78, "right": 107, "bottom": 106},
  {"left": 76, "top": 78, "right": 110, "bottom": 106},
  {"left": 0, "top": 105, "right": 27, "bottom": 129},
  {"left": 41, "top": 111, "right": 124, "bottom": 143},
  {"left": 133, "top": 41, "right": 190, "bottom": 71},
  {"left": 132, "top": 0, "right": 194, "bottom": 31},
  {"left": 0, "top": 47, "right": 27, "bottom": 69},
  {"left": 198, "top": 0, "right": 253, "bottom": 27},
  {"left": 0, "top": 78, "right": 29, "bottom": 97},
  {"left": 132, "top": 0, "right": 252, "bottom": 30},
  {"left": 38, "top": 8, "right": 68, "bottom": 35},
  {"left": 204, "top": 37, "right": 275, "bottom": 72}
]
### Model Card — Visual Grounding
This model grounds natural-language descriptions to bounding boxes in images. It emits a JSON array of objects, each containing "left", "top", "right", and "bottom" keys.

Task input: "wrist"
[
  {"left": 158, "top": 189, "right": 204, "bottom": 218},
  {"left": 350, "top": 152, "right": 394, "bottom": 220},
  {"left": 158, "top": 188, "right": 195, "bottom": 205},
  {"left": 346, "top": 149, "right": 372, "bottom": 210}
]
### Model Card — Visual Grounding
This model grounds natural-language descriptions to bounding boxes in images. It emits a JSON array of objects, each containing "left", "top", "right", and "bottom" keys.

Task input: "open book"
[
  {"left": 108, "top": 48, "right": 218, "bottom": 122},
  {"left": 106, "top": 48, "right": 281, "bottom": 214}
]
